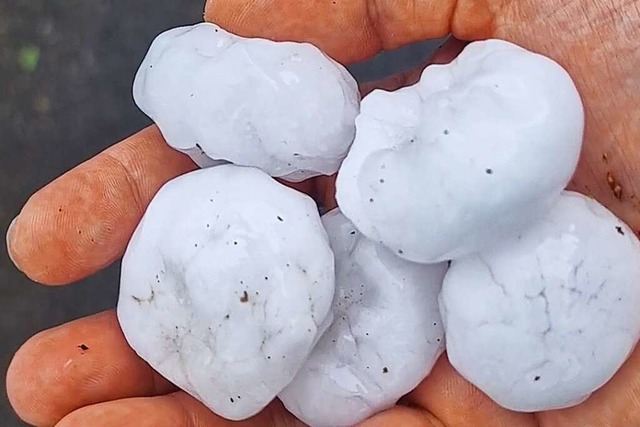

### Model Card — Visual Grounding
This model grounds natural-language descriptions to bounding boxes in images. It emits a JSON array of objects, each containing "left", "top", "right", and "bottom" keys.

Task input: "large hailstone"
[
  {"left": 117, "top": 165, "right": 335, "bottom": 420},
  {"left": 133, "top": 22, "right": 360, "bottom": 182},
  {"left": 279, "top": 209, "right": 447, "bottom": 427},
  {"left": 336, "top": 39, "right": 584, "bottom": 263},
  {"left": 440, "top": 191, "right": 640, "bottom": 412}
]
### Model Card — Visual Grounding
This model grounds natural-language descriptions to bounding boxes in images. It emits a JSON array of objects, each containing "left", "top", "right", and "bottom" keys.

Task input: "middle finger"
[{"left": 6, "top": 310, "right": 175, "bottom": 426}]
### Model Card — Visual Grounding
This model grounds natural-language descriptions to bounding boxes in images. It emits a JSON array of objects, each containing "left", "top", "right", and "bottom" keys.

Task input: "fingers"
[
  {"left": 402, "top": 355, "right": 538, "bottom": 427},
  {"left": 537, "top": 345, "right": 640, "bottom": 427},
  {"left": 275, "top": 178, "right": 316, "bottom": 200},
  {"left": 359, "top": 406, "right": 444, "bottom": 427},
  {"left": 206, "top": 0, "right": 640, "bottom": 238},
  {"left": 55, "top": 393, "right": 302, "bottom": 427},
  {"left": 7, "top": 126, "right": 196, "bottom": 285},
  {"left": 204, "top": 0, "right": 480, "bottom": 64},
  {"left": 6, "top": 311, "right": 175, "bottom": 426},
  {"left": 359, "top": 37, "right": 467, "bottom": 96},
  {"left": 313, "top": 175, "right": 338, "bottom": 212}
]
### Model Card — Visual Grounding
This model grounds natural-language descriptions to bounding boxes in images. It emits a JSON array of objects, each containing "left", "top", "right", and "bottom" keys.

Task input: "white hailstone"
[
  {"left": 117, "top": 165, "right": 335, "bottom": 420},
  {"left": 336, "top": 39, "right": 584, "bottom": 263},
  {"left": 440, "top": 191, "right": 640, "bottom": 412},
  {"left": 133, "top": 23, "right": 360, "bottom": 182},
  {"left": 279, "top": 209, "right": 447, "bottom": 427}
]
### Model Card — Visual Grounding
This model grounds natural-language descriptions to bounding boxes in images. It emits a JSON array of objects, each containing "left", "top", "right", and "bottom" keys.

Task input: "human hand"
[{"left": 6, "top": 1, "right": 639, "bottom": 426}]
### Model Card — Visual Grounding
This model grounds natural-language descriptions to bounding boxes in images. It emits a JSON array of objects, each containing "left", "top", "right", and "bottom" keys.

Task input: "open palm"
[{"left": 6, "top": 1, "right": 640, "bottom": 426}]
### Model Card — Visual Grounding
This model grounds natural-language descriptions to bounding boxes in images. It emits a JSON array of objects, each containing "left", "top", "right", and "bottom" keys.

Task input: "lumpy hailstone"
[
  {"left": 336, "top": 39, "right": 584, "bottom": 263},
  {"left": 117, "top": 165, "right": 335, "bottom": 420},
  {"left": 440, "top": 191, "right": 640, "bottom": 412},
  {"left": 133, "top": 23, "right": 360, "bottom": 182},
  {"left": 279, "top": 209, "right": 447, "bottom": 427}
]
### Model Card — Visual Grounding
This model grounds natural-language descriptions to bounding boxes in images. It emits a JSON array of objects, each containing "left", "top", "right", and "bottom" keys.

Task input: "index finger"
[
  {"left": 205, "top": 0, "right": 476, "bottom": 64},
  {"left": 7, "top": 126, "right": 195, "bottom": 285}
]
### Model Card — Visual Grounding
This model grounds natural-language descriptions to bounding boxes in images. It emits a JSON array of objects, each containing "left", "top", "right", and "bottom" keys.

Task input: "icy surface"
[
  {"left": 336, "top": 39, "right": 584, "bottom": 263},
  {"left": 117, "top": 165, "right": 335, "bottom": 420},
  {"left": 440, "top": 191, "right": 640, "bottom": 412},
  {"left": 134, "top": 23, "right": 360, "bottom": 182},
  {"left": 279, "top": 209, "right": 447, "bottom": 426}
]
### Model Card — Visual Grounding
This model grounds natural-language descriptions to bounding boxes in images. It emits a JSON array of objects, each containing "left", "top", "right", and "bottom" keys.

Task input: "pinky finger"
[{"left": 56, "top": 393, "right": 303, "bottom": 427}]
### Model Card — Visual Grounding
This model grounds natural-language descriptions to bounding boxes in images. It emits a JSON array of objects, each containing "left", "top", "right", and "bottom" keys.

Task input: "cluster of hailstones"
[{"left": 117, "top": 22, "right": 640, "bottom": 427}]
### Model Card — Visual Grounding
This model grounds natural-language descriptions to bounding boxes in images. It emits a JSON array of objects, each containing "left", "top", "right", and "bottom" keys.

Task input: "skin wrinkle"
[
  {"left": 365, "top": 0, "right": 384, "bottom": 50},
  {"left": 103, "top": 150, "right": 146, "bottom": 219}
]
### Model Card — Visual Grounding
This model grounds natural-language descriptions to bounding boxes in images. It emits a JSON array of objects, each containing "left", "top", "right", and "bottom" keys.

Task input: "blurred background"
[{"left": 0, "top": 1, "right": 439, "bottom": 425}]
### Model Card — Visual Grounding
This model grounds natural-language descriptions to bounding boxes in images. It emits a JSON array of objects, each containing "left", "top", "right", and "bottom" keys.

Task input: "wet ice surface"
[
  {"left": 117, "top": 165, "right": 335, "bottom": 420},
  {"left": 336, "top": 39, "right": 584, "bottom": 264},
  {"left": 280, "top": 209, "right": 446, "bottom": 427},
  {"left": 134, "top": 22, "right": 360, "bottom": 182},
  {"left": 440, "top": 191, "right": 640, "bottom": 412}
]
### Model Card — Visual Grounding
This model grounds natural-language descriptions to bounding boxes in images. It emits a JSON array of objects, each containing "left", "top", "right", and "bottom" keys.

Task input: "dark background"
[{"left": 0, "top": 1, "right": 439, "bottom": 425}]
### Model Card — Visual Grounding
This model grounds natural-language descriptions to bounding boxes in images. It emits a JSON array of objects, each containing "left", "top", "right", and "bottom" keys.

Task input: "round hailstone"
[
  {"left": 117, "top": 165, "right": 335, "bottom": 420},
  {"left": 279, "top": 209, "right": 447, "bottom": 427},
  {"left": 133, "top": 22, "right": 360, "bottom": 182},
  {"left": 336, "top": 39, "right": 584, "bottom": 263},
  {"left": 440, "top": 191, "right": 640, "bottom": 412}
]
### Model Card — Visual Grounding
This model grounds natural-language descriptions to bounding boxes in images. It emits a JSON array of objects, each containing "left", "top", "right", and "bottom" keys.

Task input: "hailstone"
[
  {"left": 279, "top": 209, "right": 447, "bottom": 426},
  {"left": 117, "top": 165, "right": 335, "bottom": 420},
  {"left": 440, "top": 191, "right": 640, "bottom": 412},
  {"left": 336, "top": 39, "right": 584, "bottom": 263},
  {"left": 134, "top": 23, "right": 360, "bottom": 182}
]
